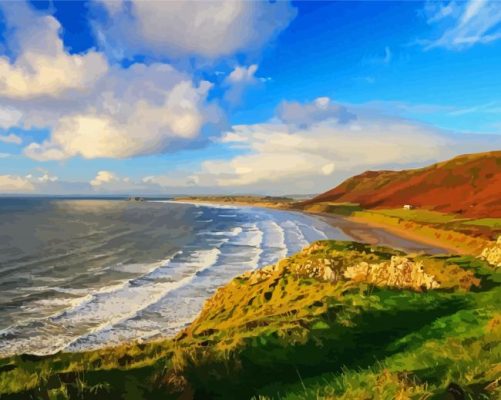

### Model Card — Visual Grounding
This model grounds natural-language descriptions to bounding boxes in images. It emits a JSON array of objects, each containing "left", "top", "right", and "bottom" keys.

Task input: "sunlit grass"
[{"left": 1, "top": 240, "right": 499, "bottom": 399}]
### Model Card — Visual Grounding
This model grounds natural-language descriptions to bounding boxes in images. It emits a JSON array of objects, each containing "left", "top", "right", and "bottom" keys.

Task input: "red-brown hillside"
[{"left": 305, "top": 151, "right": 501, "bottom": 218}]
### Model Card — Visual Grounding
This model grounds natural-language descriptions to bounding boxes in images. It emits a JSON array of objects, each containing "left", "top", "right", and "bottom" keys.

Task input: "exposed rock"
[
  {"left": 479, "top": 236, "right": 501, "bottom": 268},
  {"left": 322, "top": 266, "right": 336, "bottom": 281},
  {"left": 344, "top": 256, "right": 440, "bottom": 290}
]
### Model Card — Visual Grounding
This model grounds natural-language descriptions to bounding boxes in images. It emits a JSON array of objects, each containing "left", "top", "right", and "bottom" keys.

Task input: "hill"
[{"left": 305, "top": 151, "right": 501, "bottom": 218}]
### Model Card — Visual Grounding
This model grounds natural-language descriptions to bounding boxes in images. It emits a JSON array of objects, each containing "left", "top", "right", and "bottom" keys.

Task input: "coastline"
[
  {"left": 173, "top": 199, "right": 457, "bottom": 255},
  {"left": 312, "top": 211, "right": 458, "bottom": 255},
  {"left": 2, "top": 238, "right": 498, "bottom": 399}
]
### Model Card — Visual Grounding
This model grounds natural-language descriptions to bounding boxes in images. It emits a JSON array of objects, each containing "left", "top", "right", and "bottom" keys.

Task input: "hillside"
[
  {"left": 306, "top": 151, "right": 501, "bottom": 218},
  {"left": 1, "top": 240, "right": 499, "bottom": 399}
]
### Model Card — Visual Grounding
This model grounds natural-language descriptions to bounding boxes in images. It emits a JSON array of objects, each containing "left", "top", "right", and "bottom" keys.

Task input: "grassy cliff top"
[{"left": 0, "top": 241, "right": 500, "bottom": 399}]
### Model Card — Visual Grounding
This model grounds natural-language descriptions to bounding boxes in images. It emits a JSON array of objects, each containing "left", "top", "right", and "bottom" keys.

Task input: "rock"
[
  {"left": 343, "top": 257, "right": 440, "bottom": 290},
  {"left": 478, "top": 236, "right": 501, "bottom": 268},
  {"left": 322, "top": 266, "right": 335, "bottom": 281}
]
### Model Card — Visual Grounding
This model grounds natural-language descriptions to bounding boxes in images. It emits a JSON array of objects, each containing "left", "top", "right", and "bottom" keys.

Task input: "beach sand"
[
  {"left": 312, "top": 212, "right": 456, "bottom": 255},
  {"left": 175, "top": 199, "right": 455, "bottom": 255}
]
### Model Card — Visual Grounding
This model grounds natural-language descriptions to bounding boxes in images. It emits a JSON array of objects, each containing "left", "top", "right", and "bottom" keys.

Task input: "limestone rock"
[{"left": 479, "top": 236, "right": 501, "bottom": 268}]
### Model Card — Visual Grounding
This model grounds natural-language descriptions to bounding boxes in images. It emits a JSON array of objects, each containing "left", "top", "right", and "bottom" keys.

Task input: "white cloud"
[
  {"left": 37, "top": 173, "right": 58, "bottom": 183},
  {"left": 0, "top": 2, "right": 223, "bottom": 160},
  {"left": 0, "top": 2, "right": 108, "bottom": 100},
  {"left": 199, "top": 117, "right": 449, "bottom": 189},
  {"left": 226, "top": 64, "right": 259, "bottom": 84},
  {"left": 0, "top": 175, "right": 35, "bottom": 193},
  {"left": 278, "top": 97, "right": 356, "bottom": 127},
  {"left": 95, "top": 0, "right": 296, "bottom": 59},
  {"left": 147, "top": 97, "right": 501, "bottom": 194},
  {"left": 0, "top": 133, "right": 22, "bottom": 145},
  {"left": 424, "top": 0, "right": 501, "bottom": 49},
  {"left": 90, "top": 170, "right": 120, "bottom": 187},
  {"left": 223, "top": 64, "right": 262, "bottom": 104},
  {"left": 23, "top": 65, "right": 219, "bottom": 160},
  {"left": 90, "top": 170, "right": 168, "bottom": 193}
]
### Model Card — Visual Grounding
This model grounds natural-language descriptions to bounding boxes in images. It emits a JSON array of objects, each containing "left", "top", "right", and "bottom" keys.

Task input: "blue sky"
[{"left": 0, "top": 0, "right": 500, "bottom": 195}]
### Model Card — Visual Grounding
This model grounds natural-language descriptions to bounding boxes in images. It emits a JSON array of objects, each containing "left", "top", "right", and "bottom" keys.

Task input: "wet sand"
[{"left": 312, "top": 212, "right": 455, "bottom": 255}]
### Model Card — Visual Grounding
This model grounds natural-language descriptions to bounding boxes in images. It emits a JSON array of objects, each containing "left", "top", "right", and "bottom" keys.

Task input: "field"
[{"left": 0, "top": 240, "right": 499, "bottom": 399}]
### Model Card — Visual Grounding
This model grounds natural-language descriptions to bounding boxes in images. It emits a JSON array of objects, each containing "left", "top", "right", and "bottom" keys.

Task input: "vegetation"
[
  {"left": 301, "top": 202, "right": 500, "bottom": 255},
  {"left": 176, "top": 195, "right": 296, "bottom": 209},
  {"left": 303, "top": 150, "right": 501, "bottom": 218},
  {"left": 0, "top": 240, "right": 499, "bottom": 399}
]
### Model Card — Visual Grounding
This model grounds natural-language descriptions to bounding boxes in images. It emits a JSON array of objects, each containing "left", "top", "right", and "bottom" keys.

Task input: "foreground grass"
[{"left": 0, "top": 241, "right": 499, "bottom": 399}]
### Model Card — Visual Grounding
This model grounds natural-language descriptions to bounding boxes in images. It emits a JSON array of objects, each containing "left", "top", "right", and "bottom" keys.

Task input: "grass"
[
  {"left": 0, "top": 240, "right": 499, "bottom": 399},
  {"left": 301, "top": 202, "right": 363, "bottom": 216},
  {"left": 368, "top": 208, "right": 462, "bottom": 224},
  {"left": 302, "top": 202, "right": 501, "bottom": 254}
]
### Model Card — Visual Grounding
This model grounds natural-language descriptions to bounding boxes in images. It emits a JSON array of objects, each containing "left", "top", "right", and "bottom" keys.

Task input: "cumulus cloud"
[
  {"left": 95, "top": 0, "right": 296, "bottom": 59},
  {"left": 90, "top": 170, "right": 120, "bottom": 187},
  {"left": 0, "top": 175, "right": 35, "bottom": 193},
  {"left": 423, "top": 0, "right": 501, "bottom": 49},
  {"left": 0, "top": 133, "right": 22, "bottom": 145},
  {"left": 201, "top": 116, "right": 448, "bottom": 189},
  {"left": 0, "top": 2, "right": 107, "bottom": 100},
  {"left": 147, "top": 97, "right": 501, "bottom": 194},
  {"left": 24, "top": 64, "right": 219, "bottom": 160},
  {"left": 0, "top": 2, "right": 223, "bottom": 160}
]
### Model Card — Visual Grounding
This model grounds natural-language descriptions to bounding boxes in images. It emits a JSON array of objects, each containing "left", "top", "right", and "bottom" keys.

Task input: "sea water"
[{"left": 0, "top": 198, "right": 349, "bottom": 356}]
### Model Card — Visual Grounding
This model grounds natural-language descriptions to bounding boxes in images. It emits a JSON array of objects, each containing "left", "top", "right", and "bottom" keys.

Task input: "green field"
[{"left": 0, "top": 240, "right": 499, "bottom": 399}]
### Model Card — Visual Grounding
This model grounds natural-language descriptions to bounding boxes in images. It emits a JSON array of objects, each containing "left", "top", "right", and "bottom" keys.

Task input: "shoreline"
[
  {"left": 0, "top": 200, "right": 456, "bottom": 358},
  {"left": 311, "top": 211, "right": 457, "bottom": 255},
  {"left": 173, "top": 199, "right": 456, "bottom": 255}
]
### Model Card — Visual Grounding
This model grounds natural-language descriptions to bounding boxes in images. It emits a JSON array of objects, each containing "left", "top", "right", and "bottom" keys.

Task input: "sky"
[{"left": 0, "top": 0, "right": 500, "bottom": 196}]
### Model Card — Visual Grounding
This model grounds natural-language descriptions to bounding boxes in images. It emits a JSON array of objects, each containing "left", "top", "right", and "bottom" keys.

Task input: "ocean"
[{"left": 0, "top": 198, "right": 349, "bottom": 357}]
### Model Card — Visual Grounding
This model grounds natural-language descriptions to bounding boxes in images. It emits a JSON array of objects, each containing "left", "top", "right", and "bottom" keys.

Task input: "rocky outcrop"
[
  {"left": 344, "top": 256, "right": 440, "bottom": 290},
  {"left": 479, "top": 237, "right": 501, "bottom": 268}
]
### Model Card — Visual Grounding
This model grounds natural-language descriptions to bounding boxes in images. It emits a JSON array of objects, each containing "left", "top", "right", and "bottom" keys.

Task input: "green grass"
[
  {"left": 309, "top": 203, "right": 501, "bottom": 245},
  {"left": 302, "top": 202, "right": 363, "bottom": 216},
  {"left": 0, "top": 241, "right": 499, "bottom": 399},
  {"left": 371, "top": 208, "right": 462, "bottom": 224},
  {"left": 464, "top": 218, "right": 501, "bottom": 229}
]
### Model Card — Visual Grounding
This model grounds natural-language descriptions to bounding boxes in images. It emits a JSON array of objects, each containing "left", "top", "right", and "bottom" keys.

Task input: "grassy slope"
[
  {"left": 302, "top": 202, "right": 500, "bottom": 254},
  {"left": 0, "top": 241, "right": 499, "bottom": 399}
]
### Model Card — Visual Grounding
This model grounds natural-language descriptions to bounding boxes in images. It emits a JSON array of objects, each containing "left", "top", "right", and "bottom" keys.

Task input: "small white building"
[{"left": 403, "top": 204, "right": 414, "bottom": 210}]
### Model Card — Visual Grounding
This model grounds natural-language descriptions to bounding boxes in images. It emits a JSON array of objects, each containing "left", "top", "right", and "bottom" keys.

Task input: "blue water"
[{"left": 0, "top": 198, "right": 349, "bottom": 356}]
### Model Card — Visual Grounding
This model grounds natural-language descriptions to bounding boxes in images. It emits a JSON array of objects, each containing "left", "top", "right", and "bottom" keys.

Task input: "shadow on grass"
[{"left": 183, "top": 292, "right": 467, "bottom": 399}]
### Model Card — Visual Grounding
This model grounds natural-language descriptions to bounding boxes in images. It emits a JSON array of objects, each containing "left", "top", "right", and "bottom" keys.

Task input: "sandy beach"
[
  {"left": 175, "top": 199, "right": 455, "bottom": 255},
  {"left": 313, "top": 212, "right": 456, "bottom": 255}
]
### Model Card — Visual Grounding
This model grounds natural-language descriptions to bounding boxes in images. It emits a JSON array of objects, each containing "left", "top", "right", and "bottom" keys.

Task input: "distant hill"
[{"left": 305, "top": 151, "right": 501, "bottom": 218}]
